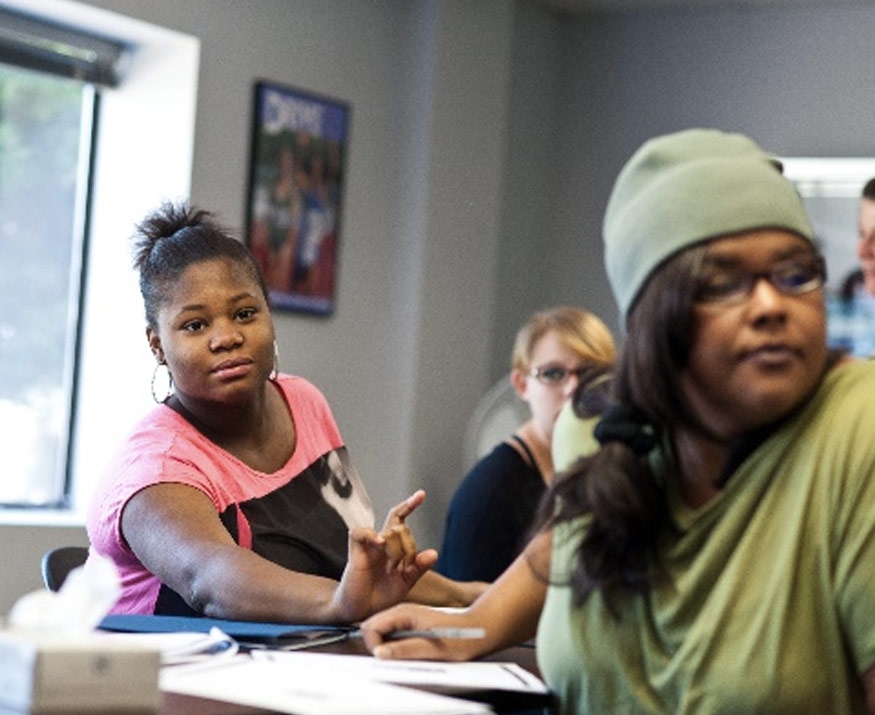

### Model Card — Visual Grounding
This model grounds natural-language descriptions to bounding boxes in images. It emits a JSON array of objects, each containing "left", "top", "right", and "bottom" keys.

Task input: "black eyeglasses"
[
  {"left": 694, "top": 255, "right": 826, "bottom": 305},
  {"left": 528, "top": 365, "right": 587, "bottom": 386}
]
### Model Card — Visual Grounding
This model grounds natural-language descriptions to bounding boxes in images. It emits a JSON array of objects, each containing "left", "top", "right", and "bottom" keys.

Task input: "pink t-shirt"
[{"left": 86, "top": 375, "right": 374, "bottom": 615}]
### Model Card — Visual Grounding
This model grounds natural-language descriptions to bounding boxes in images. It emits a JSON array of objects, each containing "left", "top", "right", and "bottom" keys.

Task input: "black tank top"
[{"left": 510, "top": 434, "right": 541, "bottom": 478}]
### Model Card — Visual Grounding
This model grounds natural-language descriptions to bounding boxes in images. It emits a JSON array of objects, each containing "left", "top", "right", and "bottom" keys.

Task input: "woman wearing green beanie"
[{"left": 359, "top": 129, "right": 875, "bottom": 714}]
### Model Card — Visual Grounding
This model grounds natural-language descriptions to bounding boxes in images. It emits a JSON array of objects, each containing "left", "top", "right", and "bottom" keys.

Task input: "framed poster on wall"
[{"left": 245, "top": 80, "right": 350, "bottom": 315}]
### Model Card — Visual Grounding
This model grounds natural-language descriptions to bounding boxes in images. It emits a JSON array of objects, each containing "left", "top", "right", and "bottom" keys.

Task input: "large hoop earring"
[
  {"left": 269, "top": 341, "right": 279, "bottom": 381},
  {"left": 151, "top": 362, "right": 173, "bottom": 403}
]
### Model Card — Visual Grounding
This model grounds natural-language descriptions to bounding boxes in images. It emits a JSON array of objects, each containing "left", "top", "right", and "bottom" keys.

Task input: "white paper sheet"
[
  {"left": 94, "top": 628, "right": 239, "bottom": 667},
  {"left": 161, "top": 655, "right": 492, "bottom": 715},
  {"left": 251, "top": 650, "right": 549, "bottom": 695}
]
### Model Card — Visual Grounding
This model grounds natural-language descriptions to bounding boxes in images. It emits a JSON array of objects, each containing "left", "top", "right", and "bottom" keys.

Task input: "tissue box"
[{"left": 0, "top": 631, "right": 161, "bottom": 712}]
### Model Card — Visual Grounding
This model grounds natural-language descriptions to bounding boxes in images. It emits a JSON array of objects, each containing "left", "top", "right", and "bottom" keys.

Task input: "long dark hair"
[
  {"left": 535, "top": 246, "right": 706, "bottom": 604},
  {"left": 538, "top": 242, "right": 839, "bottom": 606}
]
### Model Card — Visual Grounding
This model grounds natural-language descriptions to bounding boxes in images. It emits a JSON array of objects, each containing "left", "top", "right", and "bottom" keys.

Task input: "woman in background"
[
  {"left": 360, "top": 129, "right": 875, "bottom": 713},
  {"left": 87, "top": 202, "right": 481, "bottom": 623},
  {"left": 437, "top": 306, "right": 615, "bottom": 582}
]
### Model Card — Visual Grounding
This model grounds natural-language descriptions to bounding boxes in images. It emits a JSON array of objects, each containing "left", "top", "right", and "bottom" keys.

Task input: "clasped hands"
[{"left": 331, "top": 489, "right": 438, "bottom": 622}]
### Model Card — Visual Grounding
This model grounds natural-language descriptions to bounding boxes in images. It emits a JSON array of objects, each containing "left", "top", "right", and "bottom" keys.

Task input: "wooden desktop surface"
[{"left": 159, "top": 638, "right": 552, "bottom": 714}]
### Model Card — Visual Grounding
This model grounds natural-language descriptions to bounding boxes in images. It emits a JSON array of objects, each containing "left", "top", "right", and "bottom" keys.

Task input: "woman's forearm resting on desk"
[
  {"left": 359, "top": 530, "right": 550, "bottom": 661},
  {"left": 121, "top": 482, "right": 438, "bottom": 623},
  {"left": 406, "top": 571, "right": 488, "bottom": 608}
]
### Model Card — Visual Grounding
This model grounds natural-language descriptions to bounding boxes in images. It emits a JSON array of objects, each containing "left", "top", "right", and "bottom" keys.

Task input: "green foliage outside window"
[{"left": 0, "top": 62, "right": 92, "bottom": 505}]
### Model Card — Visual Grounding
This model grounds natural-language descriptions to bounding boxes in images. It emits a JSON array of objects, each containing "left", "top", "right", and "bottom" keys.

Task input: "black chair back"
[{"left": 41, "top": 545, "right": 89, "bottom": 591}]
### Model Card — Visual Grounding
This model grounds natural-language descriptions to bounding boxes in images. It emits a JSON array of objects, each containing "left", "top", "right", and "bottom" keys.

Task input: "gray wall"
[
  {"left": 0, "top": 526, "right": 90, "bottom": 615},
  {"left": 4, "top": 0, "right": 875, "bottom": 614},
  {"left": 557, "top": 2, "right": 875, "bottom": 331}
]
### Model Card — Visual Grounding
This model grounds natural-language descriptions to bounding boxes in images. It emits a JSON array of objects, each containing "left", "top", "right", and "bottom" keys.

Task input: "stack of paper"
[
  {"left": 251, "top": 650, "right": 548, "bottom": 697},
  {"left": 95, "top": 615, "right": 552, "bottom": 714},
  {"left": 161, "top": 655, "right": 493, "bottom": 715}
]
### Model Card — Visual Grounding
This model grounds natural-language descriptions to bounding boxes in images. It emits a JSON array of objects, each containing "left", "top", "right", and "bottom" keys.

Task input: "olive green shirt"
[
  {"left": 538, "top": 360, "right": 875, "bottom": 714},
  {"left": 551, "top": 398, "right": 598, "bottom": 473}
]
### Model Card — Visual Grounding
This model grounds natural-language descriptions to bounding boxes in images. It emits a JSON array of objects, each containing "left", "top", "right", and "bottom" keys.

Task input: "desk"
[{"left": 159, "top": 640, "right": 555, "bottom": 715}]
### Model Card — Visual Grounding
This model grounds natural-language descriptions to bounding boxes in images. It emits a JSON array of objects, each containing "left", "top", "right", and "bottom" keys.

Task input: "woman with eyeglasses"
[
  {"left": 436, "top": 306, "right": 616, "bottom": 582},
  {"left": 360, "top": 129, "right": 875, "bottom": 714}
]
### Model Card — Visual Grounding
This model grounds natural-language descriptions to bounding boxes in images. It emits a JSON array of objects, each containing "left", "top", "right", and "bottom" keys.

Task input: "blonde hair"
[{"left": 510, "top": 306, "right": 616, "bottom": 372}]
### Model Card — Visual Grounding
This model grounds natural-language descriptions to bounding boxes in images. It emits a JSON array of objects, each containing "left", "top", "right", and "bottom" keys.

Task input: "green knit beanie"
[{"left": 603, "top": 128, "right": 815, "bottom": 319}]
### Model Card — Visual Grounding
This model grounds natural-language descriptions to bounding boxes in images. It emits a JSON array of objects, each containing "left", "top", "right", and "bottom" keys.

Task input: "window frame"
[{"left": 0, "top": 0, "right": 199, "bottom": 525}]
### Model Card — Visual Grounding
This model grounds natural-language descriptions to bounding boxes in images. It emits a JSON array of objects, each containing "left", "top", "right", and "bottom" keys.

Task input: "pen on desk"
[
  {"left": 385, "top": 628, "right": 486, "bottom": 641},
  {"left": 349, "top": 627, "right": 486, "bottom": 641}
]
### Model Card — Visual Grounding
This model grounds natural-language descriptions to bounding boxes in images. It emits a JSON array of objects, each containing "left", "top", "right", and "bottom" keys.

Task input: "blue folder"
[{"left": 98, "top": 613, "right": 353, "bottom": 645}]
